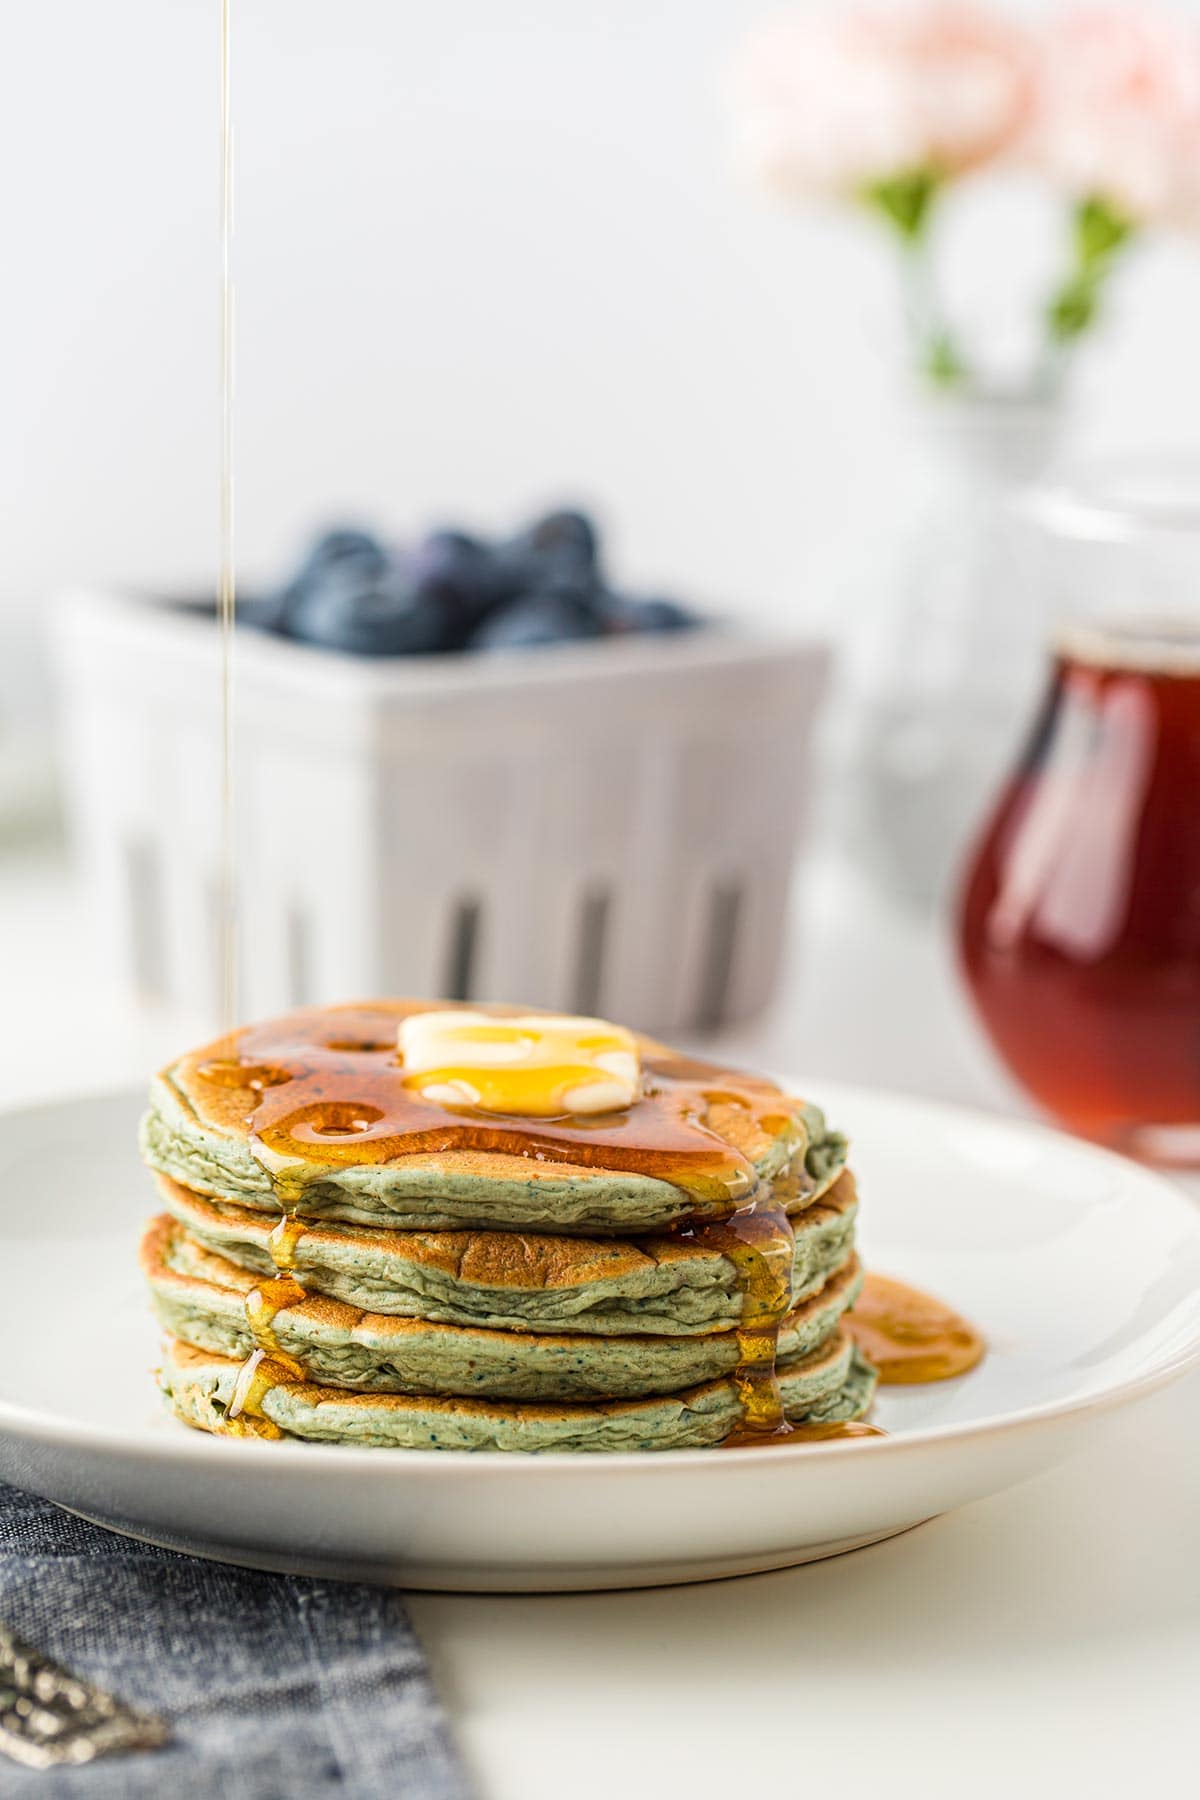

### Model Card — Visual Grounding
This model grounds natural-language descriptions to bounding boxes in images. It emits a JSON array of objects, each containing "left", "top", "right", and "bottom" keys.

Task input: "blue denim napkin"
[{"left": 0, "top": 1481, "right": 470, "bottom": 1798}]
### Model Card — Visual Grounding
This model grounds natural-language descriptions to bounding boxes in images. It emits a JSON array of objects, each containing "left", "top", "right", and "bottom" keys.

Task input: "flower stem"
[
  {"left": 904, "top": 248, "right": 969, "bottom": 387},
  {"left": 1042, "top": 194, "right": 1136, "bottom": 378},
  {"left": 863, "top": 168, "right": 969, "bottom": 388}
]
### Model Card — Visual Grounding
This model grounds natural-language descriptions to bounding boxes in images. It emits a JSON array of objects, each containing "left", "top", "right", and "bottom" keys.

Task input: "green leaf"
[
  {"left": 922, "top": 330, "right": 968, "bottom": 387},
  {"left": 862, "top": 168, "right": 939, "bottom": 242},
  {"left": 1075, "top": 194, "right": 1135, "bottom": 270},
  {"left": 1044, "top": 195, "right": 1137, "bottom": 346},
  {"left": 1047, "top": 276, "right": 1098, "bottom": 343}
]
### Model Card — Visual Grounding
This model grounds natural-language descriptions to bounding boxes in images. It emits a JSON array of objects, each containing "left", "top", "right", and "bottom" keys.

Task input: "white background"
[
  {"left": 6, "top": 0, "right": 1200, "bottom": 807},
  {"left": 5, "top": 0, "right": 1200, "bottom": 629}
]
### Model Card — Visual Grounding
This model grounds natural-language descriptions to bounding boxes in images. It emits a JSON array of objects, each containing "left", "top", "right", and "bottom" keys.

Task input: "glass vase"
[{"left": 842, "top": 389, "right": 1063, "bottom": 911}]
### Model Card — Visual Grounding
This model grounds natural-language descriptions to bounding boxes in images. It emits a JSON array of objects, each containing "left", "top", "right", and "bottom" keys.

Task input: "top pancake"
[{"left": 141, "top": 1000, "right": 847, "bottom": 1233}]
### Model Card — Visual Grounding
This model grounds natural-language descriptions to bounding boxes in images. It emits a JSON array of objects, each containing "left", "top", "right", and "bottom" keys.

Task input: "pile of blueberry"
[{"left": 239, "top": 510, "right": 703, "bottom": 656}]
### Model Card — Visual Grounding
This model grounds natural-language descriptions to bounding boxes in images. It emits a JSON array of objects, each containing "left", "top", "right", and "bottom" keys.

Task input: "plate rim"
[{"left": 2, "top": 1078, "right": 1199, "bottom": 1477}]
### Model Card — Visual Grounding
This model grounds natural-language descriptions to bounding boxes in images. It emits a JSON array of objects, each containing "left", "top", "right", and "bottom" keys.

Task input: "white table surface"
[{"left": 2, "top": 844, "right": 1195, "bottom": 1798}]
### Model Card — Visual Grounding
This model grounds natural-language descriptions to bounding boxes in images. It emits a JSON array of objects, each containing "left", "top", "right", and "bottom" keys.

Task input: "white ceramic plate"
[{"left": 2, "top": 1083, "right": 1199, "bottom": 1593}]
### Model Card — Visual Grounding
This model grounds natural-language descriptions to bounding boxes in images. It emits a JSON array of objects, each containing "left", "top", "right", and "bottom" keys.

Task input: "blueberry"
[
  {"left": 469, "top": 583, "right": 607, "bottom": 651},
  {"left": 270, "top": 526, "right": 394, "bottom": 639},
  {"left": 261, "top": 511, "right": 700, "bottom": 657},
  {"left": 406, "top": 530, "right": 492, "bottom": 598},
  {"left": 297, "top": 527, "right": 391, "bottom": 583},
  {"left": 286, "top": 564, "right": 454, "bottom": 656},
  {"left": 401, "top": 529, "right": 515, "bottom": 642},
  {"left": 504, "top": 509, "right": 600, "bottom": 580},
  {"left": 530, "top": 509, "right": 598, "bottom": 567},
  {"left": 599, "top": 593, "right": 699, "bottom": 635}
]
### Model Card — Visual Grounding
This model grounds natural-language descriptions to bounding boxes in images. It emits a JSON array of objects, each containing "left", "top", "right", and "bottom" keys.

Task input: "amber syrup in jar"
[{"left": 959, "top": 622, "right": 1200, "bottom": 1161}]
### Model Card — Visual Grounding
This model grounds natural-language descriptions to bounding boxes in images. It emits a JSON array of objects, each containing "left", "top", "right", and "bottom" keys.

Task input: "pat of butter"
[{"left": 399, "top": 1011, "right": 640, "bottom": 1116}]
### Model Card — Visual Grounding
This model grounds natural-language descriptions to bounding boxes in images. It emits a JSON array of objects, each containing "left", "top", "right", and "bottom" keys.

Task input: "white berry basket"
[{"left": 52, "top": 590, "right": 828, "bottom": 1035}]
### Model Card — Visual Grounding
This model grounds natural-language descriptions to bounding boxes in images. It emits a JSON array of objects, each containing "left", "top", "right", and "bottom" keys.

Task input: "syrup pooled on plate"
[
  {"left": 721, "top": 1271, "right": 986, "bottom": 1448},
  {"left": 724, "top": 1417, "right": 889, "bottom": 1448},
  {"left": 791, "top": 1420, "right": 888, "bottom": 1442},
  {"left": 846, "top": 1273, "right": 984, "bottom": 1384}
]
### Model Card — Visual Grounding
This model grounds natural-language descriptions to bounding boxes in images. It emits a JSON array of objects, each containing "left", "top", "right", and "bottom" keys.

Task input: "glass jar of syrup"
[{"left": 958, "top": 458, "right": 1200, "bottom": 1165}]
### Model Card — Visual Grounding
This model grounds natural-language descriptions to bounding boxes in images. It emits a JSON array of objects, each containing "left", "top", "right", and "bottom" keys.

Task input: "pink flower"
[
  {"left": 1169, "top": 113, "right": 1200, "bottom": 231},
  {"left": 1034, "top": 7, "right": 1200, "bottom": 224},
  {"left": 733, "top": 3, "right": 1035, "bottom": 200}
]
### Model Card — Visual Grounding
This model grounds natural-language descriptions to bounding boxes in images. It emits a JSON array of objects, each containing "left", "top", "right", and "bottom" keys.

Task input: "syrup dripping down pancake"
[
  {"left": 141, "top": 1002, "right": 846, "bottom": 1233},
  {"left": 152, "top": 1169, "right": 860, "bottom": 1337},
  {"left": 142, "top": 1214, "right": 865, "bottom": 1403},
  {"left": 158, "top": 1332, "right": 877, "bottom": 1454}
]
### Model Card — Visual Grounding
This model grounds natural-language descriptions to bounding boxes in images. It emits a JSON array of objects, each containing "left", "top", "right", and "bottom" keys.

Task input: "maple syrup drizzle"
[
  {"left": 268, "top": 1211, "right": 307, "bottom": 1269},
  {"left": 700, "top": 1200, "right": 796, "bottom": 1438},
  {"left": 192, "top": 1005, "right": 801, "bottom": 1218},
  {"left": 225, "top": 1349, "right": 285, "bottom": 1439},
  {"left": 243, "top": 1278, "right": 307, "bottom": 1377},
  {"left": 768, "top": 1157, "right": 817, "bottom": 1209},
  {"left": 232, "top": 1211, "right": 311, "bottom": 1385},
  {"left": 239, "top": 1206, "right": 311, "bottom": 1379},
  {"left": 188, "top": 1005, "right": 814, "bottom": 1437},
  {"left": 194, "top": 1023, "right": 986, "bottom": 1440},
  {"left": 195, "top": 1020, "right": 986, "bottom": 1440},
  {"left": 846, "top": 1273, "right": 984, "bottom": 1385}
]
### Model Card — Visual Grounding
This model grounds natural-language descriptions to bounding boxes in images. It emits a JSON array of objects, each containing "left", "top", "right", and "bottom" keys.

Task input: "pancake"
[
  {"left": 155, "top": 1169, "right": 860, "bottom": 1336},
  {"left": 158, "top": 1332, "right": 878, "bottom": 1454},
  {"left": 142, "top": 1213, "right": 865, "bottom": 1401},
  {"left": 140, "top": 1001, "right": 848, "bottom": 1233}
]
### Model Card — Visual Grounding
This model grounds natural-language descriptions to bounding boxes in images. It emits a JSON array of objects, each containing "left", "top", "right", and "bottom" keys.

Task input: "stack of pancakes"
[{"left": 139, "top": 1003, "right": 877, "bottom": 1453}]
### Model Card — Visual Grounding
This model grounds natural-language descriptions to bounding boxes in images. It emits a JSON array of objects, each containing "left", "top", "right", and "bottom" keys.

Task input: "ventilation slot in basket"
[
  {"left": 285, "top": 906, "right": 313, "bottom": 1007},
  {"left": 694, "top": 880, "right": 743, "bottom": 1030},
  {"left": 443, "top": 897, "right": 482, "bottom": 1001},
  {"left": 125, "top": 839, "right": 165, "bottom": 1004},
  {"left": 573, "top": 886, "right": 611, "bottom": 1016}
]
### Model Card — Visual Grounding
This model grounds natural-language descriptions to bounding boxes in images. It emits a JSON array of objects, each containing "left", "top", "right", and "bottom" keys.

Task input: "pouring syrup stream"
[
  {"left": 217, "top": 0, "right": 237, "bottom": 1037},
  {"left": 213, "top": 0, "right": 298, "bottom": 1434}
]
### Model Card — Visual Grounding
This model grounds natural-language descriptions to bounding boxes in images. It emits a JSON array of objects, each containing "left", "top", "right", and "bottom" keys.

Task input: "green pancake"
[
  {"left": 142, "top": 1213, "right": 865, "bottom": 1402},
  {"left": 158, "top": 1332, "right": 878, "bottom": 1454},
  {"left": 155, "top": 1170, "right": 860, "bottom": 1337},
  {"left": 140, "top": 1002, "right": 848, "bottom": 1234}
]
